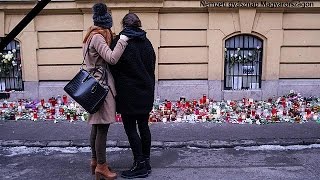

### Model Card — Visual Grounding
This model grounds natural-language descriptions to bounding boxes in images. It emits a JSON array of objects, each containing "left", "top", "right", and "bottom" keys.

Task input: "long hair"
[{"left": 83, "top": 26, "right": 113, "bottom": 46}]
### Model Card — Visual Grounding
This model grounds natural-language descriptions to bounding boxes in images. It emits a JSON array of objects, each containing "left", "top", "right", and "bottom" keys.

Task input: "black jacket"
[{"left": 110, "top": 28, "right": 156, "bottom": 115}]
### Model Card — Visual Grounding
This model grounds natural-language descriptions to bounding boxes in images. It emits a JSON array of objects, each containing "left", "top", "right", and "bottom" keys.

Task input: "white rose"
[
  {"left": 248, "top": 52, "right": 252, "bottom": 56},
  {"left": 12, "top": 49, "right": 16, "bottom": 53},
  {"left": 234, "top": 54, "right": 238, "bottom": 58},
  {"left": 4, "top": 54, "right": 9, "bottom": 60},
  {"left": 8, "top": 51, "right": 12, "bottom": 54}
]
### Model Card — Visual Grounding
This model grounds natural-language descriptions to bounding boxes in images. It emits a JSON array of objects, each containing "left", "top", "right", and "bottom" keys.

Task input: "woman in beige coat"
[{"left": 83, "top": 3, "right": 129, "bottom": 180}]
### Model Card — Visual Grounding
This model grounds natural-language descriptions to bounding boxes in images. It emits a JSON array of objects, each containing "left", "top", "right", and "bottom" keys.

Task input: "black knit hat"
[{"left": 92, "top": 3, "right": 113, "bottom": 29}]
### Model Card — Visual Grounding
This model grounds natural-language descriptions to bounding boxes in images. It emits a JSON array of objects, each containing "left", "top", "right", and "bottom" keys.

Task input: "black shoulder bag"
[{"left": 64, "top": 39, "right": 110, "bottom": 114}]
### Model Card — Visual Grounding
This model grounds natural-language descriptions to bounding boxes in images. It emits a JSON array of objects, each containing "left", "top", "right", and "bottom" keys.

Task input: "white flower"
[
  {"left": 234, "top": 54, "right": 238, "bottom": 58},
  {"left": 225, "top": 48, "right": 227, "bottom": 51},
  {"left": 231, "top": 54, "right": 234, "bottom": 57},
  {"left": 0, "top": 53, "right": 2, "bottom": 55},
  {"left": 244, "top": 55, "right": 246, "bottom": 58},
  {"left": 248, "top": 52, "right": 252, "bottom": 56},
  {"left": 12, "top": 61, "right": 17, "bottom": 66},
  {"left": 257, "top": 46, "right": 260, "bottom": 49},
  {"left": 4, "top": 54, "right": 9, "bottom": 60},
  {"left": 12, "top": 49, "right": 16, "bottom": 53},
  {"left": 239, "top": 56, "right": 242, "bottom": 60},
  {"left": 237, "top": 47, "right": 240, "bottom": 51},
  {"left": 8, "top": 51, "right": 12, "bottom": 54}
]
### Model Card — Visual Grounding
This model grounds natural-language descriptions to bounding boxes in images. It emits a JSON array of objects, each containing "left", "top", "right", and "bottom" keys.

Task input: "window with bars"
[
  {"left": 0, "top": 38, "right": 24, "bottom": 91},
  {"left": 224, "top": 35, "right": 263, "bottom": 90}
]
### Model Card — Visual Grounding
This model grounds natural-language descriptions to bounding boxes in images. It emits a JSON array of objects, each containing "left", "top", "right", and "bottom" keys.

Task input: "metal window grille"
[
  {"left": 0, "top": 38, "right": 24, "bottom": 91},
  {"left": 224, "top": 35, "right": 263, "bottom": 90}
]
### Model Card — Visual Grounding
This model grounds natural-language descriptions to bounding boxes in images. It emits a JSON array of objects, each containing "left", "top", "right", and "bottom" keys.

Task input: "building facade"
[{"left": 0, "top": 0, "right": 320, "bottom": 101}]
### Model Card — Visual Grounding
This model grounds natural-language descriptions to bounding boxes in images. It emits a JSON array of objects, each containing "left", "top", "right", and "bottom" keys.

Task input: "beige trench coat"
[{"left": 84, "top": 33, "right": 128, "bottom": 124}]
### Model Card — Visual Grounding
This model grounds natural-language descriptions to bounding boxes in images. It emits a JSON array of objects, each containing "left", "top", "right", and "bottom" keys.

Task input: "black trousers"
[
  {"left": 122, "top": 114, "right": 151, "bottom": 162},
  {"left": 90, "top": 124, "right": 110, "bottom": 164}
]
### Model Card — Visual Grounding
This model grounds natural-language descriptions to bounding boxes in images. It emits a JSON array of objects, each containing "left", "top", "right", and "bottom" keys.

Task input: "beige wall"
[{"left": 1, "top": 0, "right": 320, "bottom": 83}]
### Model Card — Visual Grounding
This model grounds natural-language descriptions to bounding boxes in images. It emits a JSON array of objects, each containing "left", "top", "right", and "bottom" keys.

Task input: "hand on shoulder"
[{"left": 120, "top": 35, "right": 130, "bottom": 42}]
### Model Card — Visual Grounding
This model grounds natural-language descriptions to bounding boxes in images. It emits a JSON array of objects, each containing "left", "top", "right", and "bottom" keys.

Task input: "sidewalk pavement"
[{"left": 0, "top": 120, "right": 320, "bottom": 148}]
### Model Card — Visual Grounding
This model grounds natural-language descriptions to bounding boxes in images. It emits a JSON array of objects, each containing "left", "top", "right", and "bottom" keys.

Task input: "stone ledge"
[
  {"left": 210, "top": 140, "right": 233, "bottom": 148},
  {"left": 151, "top": 141, "right": 163, "bottom": 148},
  {"left": 163, "top": 142, "right": 186, "bottom": 148},
  {"left": 106, "top": 140, "right": 117, "bottom": 147},
  {"left": 1, "top": 140, "right": 25, "bottom": 147},
  {"left": 1, "top": 139, "right": 320, "bottom": 148},
  {"left": 47, "top": 141, "right": 71, "bottom": 147},
  {"left": 117, "top": 141, "right": 130, "bottom": 148},
  {"left": 71, "top": 140, "right": 90, "bottom": 147},
  {"left": 186, "top": 141, "right": 211, "bottom": 148},
  {"left": 24, "top": 140, "right": 48, "bottom": 147}
]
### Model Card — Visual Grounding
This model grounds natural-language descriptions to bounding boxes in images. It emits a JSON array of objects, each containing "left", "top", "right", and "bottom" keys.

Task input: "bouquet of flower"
[{"left": 0, "top": 49, "right": 18, "bottom": 74}]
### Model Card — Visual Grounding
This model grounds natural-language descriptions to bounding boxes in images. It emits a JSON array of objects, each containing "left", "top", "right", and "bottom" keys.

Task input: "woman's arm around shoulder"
[{"left": 91, "top": 34, "right": 128, "bottom": 65}]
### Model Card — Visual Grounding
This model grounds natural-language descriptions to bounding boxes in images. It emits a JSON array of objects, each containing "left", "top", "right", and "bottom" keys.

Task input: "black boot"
[
  {"left": 121, "top": 160, "right": 148, "bottom": 179},
  {"left": 145, "top": 158, "right": 152, "bottom": 174}
]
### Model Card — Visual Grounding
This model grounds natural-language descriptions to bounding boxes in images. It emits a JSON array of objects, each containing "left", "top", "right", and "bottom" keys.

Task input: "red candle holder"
[
  {"left": 186, "top": 101, "right": 190, "bottom": 108},
  {"left": 59, "top": 108, "right": 64, "bottom": 115},
  {"left": 166, "top": 101, "right": 172, "bottom": 110},
  {"left": 283, "top": 110, "right": 287, "bottom": 116},
  {"left": 271, "top": 107, "right": 277, "bottom": 116},
  {"left": 251, "top": 109, "right": 256, "bottom": 117},
  {"left": 41, "top": 99, "right": 45, "bottom": 106},
  {"left": 33, "top": 111, "right": 38, "bottom": 119},
  {"left": 237, "top": 117, "right": 242, "bottom": 123},
  {"left": 51, "top": 108, "right": 55, "bottom": 115},
  {"left": 193, "top": 100, "right": 197, "bottom": 106},
  {"left": 202, "top": 94, "right": 207, "bottom": 103},
  {"left": 63, "top": 95, "right": 68, "bottom": 105},
  {"left": 199, "top": 98, "right": 203, "bottom": 105},
  {"left": 66, "top": 113, "right": 71, "bottom": 120}
]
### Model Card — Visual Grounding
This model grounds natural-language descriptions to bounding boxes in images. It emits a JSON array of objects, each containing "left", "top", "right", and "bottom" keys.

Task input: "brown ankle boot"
[
  {"left": 95, "top": 163, "right": 117, "bottom": 180},
  {"left": 91, "top": 159, "right": 97, "bottom": 175},
  {"left": 91, "top": 159, "right": 114, "bottom": 175}
]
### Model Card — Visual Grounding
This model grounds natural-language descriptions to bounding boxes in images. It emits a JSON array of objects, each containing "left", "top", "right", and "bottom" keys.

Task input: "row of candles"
[
  {"left": 149, "top": 92, "right": 320, "bottom": 124},
  {"left": 0, "top": 91, "right": 319, "bottom": 124},
  {"left": 0, "top": 95, "right": 88, "bottom": 122}
]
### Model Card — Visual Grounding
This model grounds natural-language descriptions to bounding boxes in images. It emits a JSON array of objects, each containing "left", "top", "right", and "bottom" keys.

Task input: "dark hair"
[{"left": 122, "top": 13, "right": 142, "bottom": 28}]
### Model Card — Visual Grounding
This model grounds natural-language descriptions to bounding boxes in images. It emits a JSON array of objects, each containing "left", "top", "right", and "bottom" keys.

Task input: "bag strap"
[
  {"left": 81, "top": 36, "right": 93, "bottom": 70},
  {"left": 82, "top": 35, "right": 115, "bottom": 98}
]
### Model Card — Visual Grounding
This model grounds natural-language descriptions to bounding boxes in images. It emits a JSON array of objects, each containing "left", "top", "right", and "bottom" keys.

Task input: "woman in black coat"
[{"left": 110, "top": 13, "right": 156, "bottom": 179}]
